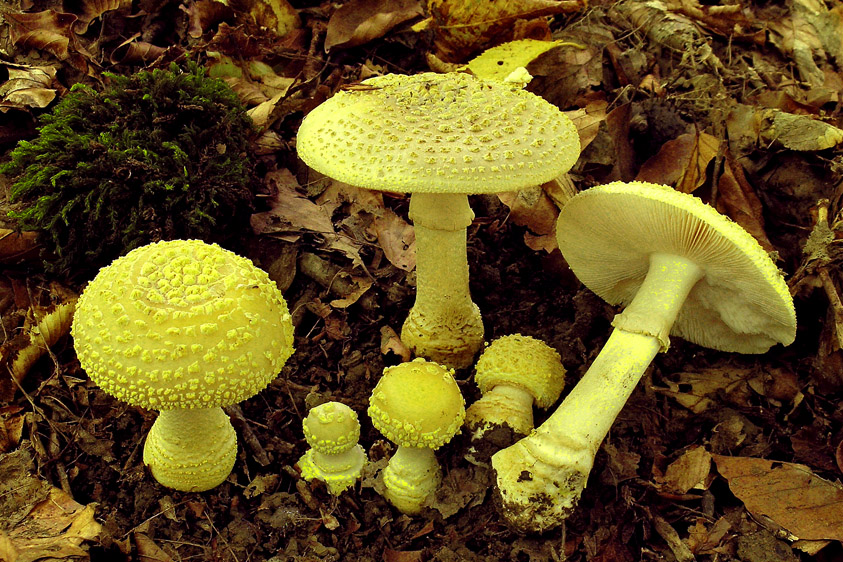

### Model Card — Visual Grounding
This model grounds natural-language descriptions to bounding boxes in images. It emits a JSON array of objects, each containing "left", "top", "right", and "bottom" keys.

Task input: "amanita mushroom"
[
  {"left": 368, "top": 358, "right": 465, "bottom": 514},
  {"left": 465, "top": 334, "right": 565, "bottom": 440},
  {"left": 492, "top": 181, "right": 796, "bottom": 532},
  {"left": 296, "top": 72, "right": 580, "bottom": 368},
  {"left": 298, "top": 401, "right": 367, "bottom": 494},
  {"left": 71, "top": 239, "right": 295, "bottom": 492}
]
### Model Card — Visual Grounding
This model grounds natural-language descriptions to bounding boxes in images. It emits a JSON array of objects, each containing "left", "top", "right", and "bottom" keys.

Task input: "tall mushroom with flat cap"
[
  {"left": 72, "top": 239, "right": 294, "bottom": 492},
  {"left": 492, "top": 181, "right": 796, "bottom": 532},
  {"left": 296, "top": 72, "right": 580, "bottom": 369}
]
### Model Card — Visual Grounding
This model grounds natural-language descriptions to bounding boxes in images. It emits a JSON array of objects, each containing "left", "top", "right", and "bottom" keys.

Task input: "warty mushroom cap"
[
  {"left": 368, "top": 358, "right": 466, "bottom": 449},
  {"left": 302, "top": 402, "right": 361, "bottom": 455},
  {"left": 296, "top": 72, "right": 580, "bottom": 194},
  {"left": 474, "top": 334, "right": 566, "bottom": 408},
  {"left": 555, "top": 181, "right": 796, "bottom": 353},
  {"left": 71, "top": 239, "right": 295, "bottom": 410}
]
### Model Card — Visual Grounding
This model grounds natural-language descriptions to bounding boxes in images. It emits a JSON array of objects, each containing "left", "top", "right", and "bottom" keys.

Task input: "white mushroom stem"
[
  {"left": 401, "top": 192, "right": 485, "bottom": 369},
  {"left": 383, "top": 445, "right": 442, "bottom": 515},
  {"left": 143, "top": 407, "right": 237, "bottom": 492},
  {"left": 466, "top": 385, "right": 536, "bottom": 437},
  {"left": 492, "top": 253, "right": 704, "bottom": 532}
]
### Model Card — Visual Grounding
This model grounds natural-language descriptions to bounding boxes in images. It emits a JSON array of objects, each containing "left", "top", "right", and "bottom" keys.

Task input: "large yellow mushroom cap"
[
  {"left": 71, "top": 239, "right": 295, "bottom": 410},
  {"left": 296, "top": 72, "right": 580, "bottom": 194},
  {"left": 368, "top": 358, "right": 465, "bottom": 449},
  {"left": 474, "top": 334, "right": 565, "bottom": 408}
]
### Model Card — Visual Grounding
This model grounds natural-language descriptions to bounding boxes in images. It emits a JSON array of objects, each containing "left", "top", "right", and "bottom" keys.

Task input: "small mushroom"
[
  {"left": 71, "top": 239, "right": 295, "bottom": 492},
  {"left": 368, "top": 358, "right": 465, "bottom": 514},
  {"left": 298, "top": 401, "right": 367, "bottom": 494},
  {"left": 296, "top": 72, "right": 580, "bottom": 368},
  {"left": 465, "top": 334, "right": 565, "bottom": 441},
  {"left": 492, "top": 181, "right": 797, "bottom": 533}
]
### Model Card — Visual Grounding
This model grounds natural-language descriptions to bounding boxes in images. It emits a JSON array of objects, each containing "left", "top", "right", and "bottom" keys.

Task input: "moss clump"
[{"left": 2, "top": 62, "right": 257, "bottom": 275}]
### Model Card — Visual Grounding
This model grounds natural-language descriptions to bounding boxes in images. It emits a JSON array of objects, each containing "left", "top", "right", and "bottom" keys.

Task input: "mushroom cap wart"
[
  {"left": 368, "top": 358, "right": 465, "bottom": 449},
  {"left": 296, "top": 72, "right": 580, "bottom": 194},
  {"left": 72, "top": 239, "right": 295, "bottom": 410},
  {"left": 302, "top": 402, "right": 361, "bottom": 455},
  {"left": 474, "top": 334, "right": 565, "bottom": 408},
  {"left": 556, "top": 181, "right": 796, "bottom": 353}
]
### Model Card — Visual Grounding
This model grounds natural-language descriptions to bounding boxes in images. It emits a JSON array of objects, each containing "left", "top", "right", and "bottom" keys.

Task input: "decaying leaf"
[
  {"left": 763, "top": 109, "right": 843, "bottom": 151},
  {"left": 5, "top": 10, "right": 78, "bottom": 61},
  {"left": 713, "top": 455, "right": 843, "bottom": 541},
  {"left": 715, "top": 152, "right": 775, "bottom": 253},
  {"left": 467, "top": 38, "right": 564, "bottom": 81},
  {"left": 564, "top": 100, "right": 608, "bottom": 152},
  {"left": 371, "top": 209, "right": 416, "bottom": 272},
  {"left": 0, "top": 229, "right": 41, "bottom": 263},
  {"left": 656, "top": 446, "right": 712, "bottom": 495},
  {"left": 687, "top": 516, "right": 732, "bottom": 555},
  {"left": 654, "top": 367, "right": 759, "bottom": 413},
  {"left": 635, "top": 131, "right": 719, "bottom": 193},
  {"left": 70, "top": 0, "right": 132, "bottom": 34},
  {"left": 380, "top": 326, "right": 411, "bottom": 362},
  {"left": 0, "top": 407, "right": 25, "bottom": 454},
  {"left": 424, "top": 0, "right": 584, "bottom": 62},
  {"left": 134, "top": 532, "right": 175, "bottom": 562},
  {"left": 228, "top": 0, "right": 300, "bottom": 38},
  {"left": 325, "top": 0, "right": 424, "bottom": 51},
  {"left": 497, "top": 185, "right": 560, "bottom": 252},
  {"left": 0, "top": 63, "right": 57, "bottom": 111}
]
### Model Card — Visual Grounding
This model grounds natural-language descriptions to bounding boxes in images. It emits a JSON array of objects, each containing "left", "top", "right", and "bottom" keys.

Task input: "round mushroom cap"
[
  {"left": 72, "top": 239, "right": 295, "bottom": 410},
  {"left": 556, "top": 181, "right": 796, "bottom": 353},
  {"left": 296, "top": 72, "right": 580, "bottom": 194},
  {"left": 474, "top": 334, "right": 565, "bottom": 409},
  {"left": 368, "top": 358, "right": 465, "bottom": 449},
  {"left": 302, "top": 402, "right": 361, "bottom": 455}
]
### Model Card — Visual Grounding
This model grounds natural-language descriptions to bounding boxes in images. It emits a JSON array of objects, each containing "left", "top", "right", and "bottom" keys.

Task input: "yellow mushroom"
[
  {"left": 368, "top": 358, "right": 465, "bottom": 514},
  {"left": 71, "top": 239, "right": 295, "bottom": 492},
  {"left": 298, "top": 401, "right": 367, "bottom": 494},
  {"left": 492, "top": 182, "right": 797, "bottom": 533},
  {"left": 296, "top": 72, "right": 580, "bottom": 369}
]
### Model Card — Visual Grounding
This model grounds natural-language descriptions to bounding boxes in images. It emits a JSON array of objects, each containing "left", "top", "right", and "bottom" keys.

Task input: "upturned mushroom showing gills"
[
  {"left": 368, "top": 358, "right": 465, "bottom": 514},
  {"left": 71, "top": 239, "right": 295, "bottom": 492},
  {"left": 296, "top": 72, "right": 580, "bottom": 369},
  {"left": 492, "top": 181, "right": 796, "bottom": 533}
]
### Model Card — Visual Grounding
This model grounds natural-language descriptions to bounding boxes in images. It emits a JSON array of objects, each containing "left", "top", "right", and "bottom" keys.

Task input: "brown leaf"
[
  {"left": 134, "top": 532, "right": 175, "bottom": 562},
  {"left": 565, "top": 100, "right": 607, "bottom": 152},
  {"left": 229, "top": 0, "right": 300, "bottom": 37},
  {"left": 498, "top": 185, "right": 560, "bottom": 253},
  {"left": 715, "top": 152, "right": 774, "bottom": 253},
  {"left": 380, "top": 325, "right": 411, "bottom": 362},
  {"left": 687, "top": 516, "right": 732, "bottom": 555},
  {"left": 251, "top": 170, "right": 336, "bottom": 235},
  {"left": 109, "top": 35, "right": 170, "bottom": 65},
  {"left": 713, "top": 455, "right": 843, "bottom": 541},
  {"left": 325, "top": 0, "right": 424, "bottom": 51},
  {"left": 384, "top": 548, "right": 424, "bottom": 562},
  {"left": 371, "top": 209, "right": 416, "bottom": 272},
  {"left": 636, "top": 131, "right": 719, "bottom": 192},
  {"left": 0, "top": 64, "right": 57, "bottom": 111},
  {"left": 5, "top": 10, "right": 78, "bottom": 61},
  {"left": 0, "top": 229, "right": 41, "bottom": 264},
  {"left": 657, "top": 446, "right": 712, "bottom": 494},
  {"left": 0, "top": 407, "right": 24, "bottom": 454},
  {"left": 71, "top": 0, "right": 132, "bottom": 34},
  {"left": 655, "top": 367, "right": 758, "bottom": 413},
  {"left": 425, "top": 0, "right": 584, "bottom": 62}
]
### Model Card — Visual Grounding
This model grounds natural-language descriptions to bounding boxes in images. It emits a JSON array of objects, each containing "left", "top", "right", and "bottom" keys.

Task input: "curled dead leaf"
[
  {"left": 5, "top": 10, "right": 78, "bottom": 61},
  {"left": 325, "top": 0, "right": 424, "bottom": 51}
]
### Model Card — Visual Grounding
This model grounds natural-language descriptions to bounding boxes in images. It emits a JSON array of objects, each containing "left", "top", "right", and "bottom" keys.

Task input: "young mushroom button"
[
  {"left": 296, "top": 72, "right": 580, "bottom": 369},
  {"left": 492, "top": 181, "right": 797, "bottom": 533},
  {"left": 298, "top": 401, "right": 367, "bottom": 494},
  {"left": 368, "top": 358, "right": 465, "bottom": 515},
  {"left": 71, "top": 239, "right": 295, "bottom": 492}
]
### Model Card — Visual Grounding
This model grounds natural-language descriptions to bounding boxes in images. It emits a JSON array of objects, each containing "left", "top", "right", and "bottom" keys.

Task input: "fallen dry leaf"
[
  {"left": 763, "top": 109, "right": 843, "bottom": 151},
  {"left": 713, "top": 454, "right": 843, "bottom": 541},
  {"left": 5, "top": 10, "right": 78, "bottom": 61},
  {"left": 636, "top": 131, "right": 719, "bottom": 193},
  {"left": 656, "top": 446, "right": 712, "bottom": 495},
  {"left": 424, "top": 0, "right": 584, "bottom": 62},
  {"left": 325, "top": 0, "right": 423, "bottom": 51},
  {"left": 134, "top": 532, "right": 175, "bottom": 562},
  {"left": 70, "top": 0, "right": 132, "bottom": 34},
  {"left": 498, "top": 185, "right": 560, "bottom": 252},
  {"left": 564, "top": 100, "right": 608, "bottom": 152},
  {"left": 0, "top": 63, "right": 57, "bottom": 111},
  {"left": 109, "top": 35, "right": 169, "bottom": 65},
  {"left": 380, "top": 325, "right": 411, "bottom": 362},
  {"left": 687, "top": 516, "right": 732, "bottom": 555},
  {"left": 715, "top": 152, "right": 775, "bottom": 253},
  {"left": 232, "top": 0, "right": 300, "bottom": 38},
  {"left": 467, "top": 38, "right": 563, "bottom": 81},
  {"left": 655, "top": 367, "right": 759, "bottom": 413},
  {"left": 371, "top": 209, "right": 416, "bottom": 272},
  {"left": 0, "top": 229, "right": 41, "bottom": 263},
  {"left": 0, "top": 407, "right": 24, "bottom": 454}
]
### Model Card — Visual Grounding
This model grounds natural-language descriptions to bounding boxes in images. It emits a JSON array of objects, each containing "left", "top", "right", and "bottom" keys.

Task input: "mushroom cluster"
[
  {"left": 72, "top": 239, "right": 295, "bottom": 492},
  {"left": 296, "top": 72, "right": 580, "bottom": 368}
]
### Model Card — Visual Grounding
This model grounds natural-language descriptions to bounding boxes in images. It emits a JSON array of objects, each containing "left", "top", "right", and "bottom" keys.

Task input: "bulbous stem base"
[{"left": 383, "top": 446, "right": 441, "bottom": 515}]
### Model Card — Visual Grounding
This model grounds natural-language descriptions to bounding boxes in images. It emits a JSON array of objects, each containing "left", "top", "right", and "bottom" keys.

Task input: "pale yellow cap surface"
[
  {"left": 556, "top": 181, "right": 796, "bottom": 353},
  {"left": 368, "top": 358, "right": 465, "bottom": 449},
  {"left": 72, "top": 239, "right": 295, "bottom": 409},
  {"left": 296, "top": 72, "right": 580, "bottom": 194},
  {"left": 474, "top": 334, "right": 565, "bottom": 408},
  {"left": 302, "top": 401, "right": 361, "bottom": 455}
]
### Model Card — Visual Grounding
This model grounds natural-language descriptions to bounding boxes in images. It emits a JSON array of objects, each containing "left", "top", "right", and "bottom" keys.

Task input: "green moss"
[{"left": 3, "top": 62, "right": 258, "bottom": 275}]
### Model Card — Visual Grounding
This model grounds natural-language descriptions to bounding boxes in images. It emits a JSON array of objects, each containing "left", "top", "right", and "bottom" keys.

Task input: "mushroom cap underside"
[
  {"left": 296, "top": 72, "right": 580, "bottom": 194},
  {"left": 368, "top": 358, "right": 465, "bottom": 448},
  {"left": 556, "top": 181, "right": 796, "bottom": 353},
  {"left": 72, "top": 239, "right": 295, "bottom": 410}
]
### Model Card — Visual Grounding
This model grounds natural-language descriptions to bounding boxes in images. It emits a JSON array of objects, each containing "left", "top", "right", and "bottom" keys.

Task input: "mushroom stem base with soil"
[
  {"left": 383, "top": 445, "right": 442, "bottom": 515},
  {"left": 492, "top": 253, "right": 703, "bottom": 533},
  {"left": 402, "top": 192, "right": 484, "bottom": 369},
  {"left": 143, "top": 407, "right": 237, "bottom": 492}
]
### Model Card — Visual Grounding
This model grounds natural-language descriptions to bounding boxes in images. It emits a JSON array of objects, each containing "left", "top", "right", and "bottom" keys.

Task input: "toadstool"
[
  {"left": 492, "top": 181, "right": 797, "bottom": 532},
  {"left": 298, "top": 401, "right": 367, "bottom": 494},
  {"left": 368, "top": 358, "right": 465, "bottom": 514},
  {"left": 71, "top": 239, "right": 294, "bottom": 492},
  {"left": 465, "top": 334, "right": 565, "bottom": 441},
  {"left": 296, "top": 72, "right": 580, "bottom": 369}
]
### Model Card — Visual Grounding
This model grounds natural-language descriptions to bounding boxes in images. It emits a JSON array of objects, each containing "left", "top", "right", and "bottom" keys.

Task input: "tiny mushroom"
[
  {"left": 492, "top": 181, "right": 797, "bottom": 533},
  {"left": 465, "top": 334, "right": 565, "bottom": 441},
  {"left": 368, "top": 358, "right": 465, "bottom": 514},
  {"left": 298, "top": 401, "right": 367, "bottom": 494},
  {"left": 71, "top": 239, "right": 294, "bottom": 492},
  {"left": 296, "top": 72, "right": 580, "bottom": 369}
]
